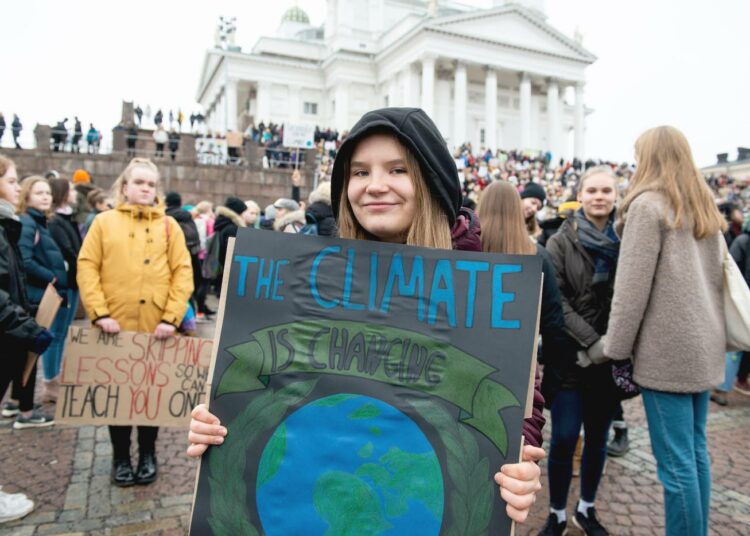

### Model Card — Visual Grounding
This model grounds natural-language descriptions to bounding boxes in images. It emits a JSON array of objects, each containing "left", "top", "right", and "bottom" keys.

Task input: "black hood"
[
  {"left": 331, "top": 107, "right": 461, "bottom": 226},
  {"left": 165, "top": 206, "right": 193, "bottom": 223}
]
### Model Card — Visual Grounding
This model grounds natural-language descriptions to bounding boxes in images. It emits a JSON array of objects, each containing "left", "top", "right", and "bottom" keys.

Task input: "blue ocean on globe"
[{"left": 256, "top": 394, "right": 444, "bottom": 536}]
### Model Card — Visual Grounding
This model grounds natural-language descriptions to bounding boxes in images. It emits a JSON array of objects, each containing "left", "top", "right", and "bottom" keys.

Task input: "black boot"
[
  {"left": 607, "top": 427, "right": 629, "bottom": 457},
  {"left": 111, "top": 459, "right": 135, "bottom": 487},
  {"left": 135, "top": 453, "right": 158, "bottom": 485}
]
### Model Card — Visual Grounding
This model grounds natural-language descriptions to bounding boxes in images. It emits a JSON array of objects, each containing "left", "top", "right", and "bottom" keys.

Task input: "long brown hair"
[
  {"left": 478, "top": 181, "right": 536, "bottom": 255},
  {"left": 48, "top": 177, "right": 71, "bottom": 209},
  {"left": 17, "top": 175, "right": 51, "bottom": 216},
  {"left": 620, "top": 126, "right": 726, "bottom": 239},
  {"left": 337, "top": 133, "right": 452, "bottom": 250}
]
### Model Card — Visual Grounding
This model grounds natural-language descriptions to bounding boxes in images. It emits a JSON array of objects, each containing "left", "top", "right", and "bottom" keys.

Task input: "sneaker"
[
  {"left": 13, "top": 410, "right": 55, "bottom": 429},
  {"left": 573, "top": 506, "right": 609, "bottom": 536},
  {"left": 607, "top": 427, "right": 630, "bottom": 457},
  {"left": 734, "top": 378, "right": 750, "bottom": 396},
  {"left": 538, "top": 513, "right": 567, "bottom": 536},
  {"left": 0, "top": 490, "right": 34, "bottom": 523},
  {"left": 1, "top": 401, "right": 19, "bottom": 418},
  {"left": 710, "top": 390, "right": 729, "bottom": 406}
]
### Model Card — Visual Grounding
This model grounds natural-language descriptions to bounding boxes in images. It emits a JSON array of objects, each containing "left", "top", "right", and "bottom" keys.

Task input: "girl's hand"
[
  {"left": 95, "top": 317, "right": 121, "bottom": 334},
  {"left": 154, "top": 322, "right": 176, "bottom": 339},
  {"left": 187, "top": 404, "right": 227, "bottom": 458},
  {"left": 494, "top": 445, "right": 545, "bottom": 523}
]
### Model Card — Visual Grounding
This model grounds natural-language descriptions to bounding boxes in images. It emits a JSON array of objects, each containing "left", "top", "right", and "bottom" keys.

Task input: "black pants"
[
  {"left": 155, "top": 143, "right": 164, "bottom": 157},
  {"left": 108, "top": 425, "right": 159, "bottom": 461},
  {"left": 1, "top": 353, "right": 36, "bottom": 412},
  {"left": 739, "top": 352, "right": 750, "bottom": 381}
]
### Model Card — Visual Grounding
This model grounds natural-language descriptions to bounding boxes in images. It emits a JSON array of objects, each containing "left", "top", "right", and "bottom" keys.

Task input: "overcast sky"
[{"left": 1, "top": 0, "right": 747, "bottom": 166}]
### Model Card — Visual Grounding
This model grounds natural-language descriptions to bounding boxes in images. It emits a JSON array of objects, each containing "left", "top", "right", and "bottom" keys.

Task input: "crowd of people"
[{"left": 0, "top": 105, "right": 747, "bottom": 535}]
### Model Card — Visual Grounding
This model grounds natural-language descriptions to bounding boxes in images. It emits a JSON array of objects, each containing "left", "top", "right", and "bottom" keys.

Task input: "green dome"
[{"left": 282, "top": 5, "right": 310, "bottom": 24}]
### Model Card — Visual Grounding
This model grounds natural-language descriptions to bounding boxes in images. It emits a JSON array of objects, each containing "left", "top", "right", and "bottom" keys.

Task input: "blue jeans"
[
  {"left": 547, "top": 389, "right": 615, "bottom": 509},
  {"left": 641, "top": 389, "right": 710, "bottom": 536},
  {"left": 717, "top": 352, "right": 741, "bottom": 392},
  {"left": 42, "top": 289, "right": 79, "bottom": 380}
]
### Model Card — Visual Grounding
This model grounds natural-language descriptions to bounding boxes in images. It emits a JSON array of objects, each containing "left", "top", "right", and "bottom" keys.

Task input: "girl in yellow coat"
[{"left": 77, "top": 157, "right": 193, "bottom": 487}]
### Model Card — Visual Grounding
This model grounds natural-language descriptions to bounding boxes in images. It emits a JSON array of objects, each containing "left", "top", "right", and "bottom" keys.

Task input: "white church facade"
[{"left": 196, "top": 0, "right": 596, "bottom": 160}]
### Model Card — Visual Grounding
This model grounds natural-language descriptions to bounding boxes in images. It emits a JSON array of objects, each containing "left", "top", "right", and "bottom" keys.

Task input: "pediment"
[
  {"left": 197, "top": 52, "right": 223, "bottom": 97},
  {"left": 430, "top": 7, "right": 595, "bottom": 62}
]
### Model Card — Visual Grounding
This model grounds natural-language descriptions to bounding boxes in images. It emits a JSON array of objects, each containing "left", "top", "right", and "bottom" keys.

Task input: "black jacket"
[
  {"left": 305, "top": 201, "right": 336, "bottom": 237},
  {"left": 0, "top": 212, "right": 44, "bottom": 354},
  {"left": 730, "top": 233, "right": 750, "bottom": 286},
  {"left": 18, "top": 208, "right": 69, "bottom": 305},
  {"left": 166, "top": 207, "right": 201, "bottom": 256},
  {"left": 214, "top": 206, "right": 245, "bottom": 270},
  {"left": 48, "top": 212, "right": 82, "bottom": 291},
  {"left": 544, "top": 215, "right": 618, "bottom": 396}
]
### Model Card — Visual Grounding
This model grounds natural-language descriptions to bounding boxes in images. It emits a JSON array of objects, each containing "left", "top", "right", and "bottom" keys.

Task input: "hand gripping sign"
[{"left": 189, "top": 229, "right": 542, "bottom": 536}]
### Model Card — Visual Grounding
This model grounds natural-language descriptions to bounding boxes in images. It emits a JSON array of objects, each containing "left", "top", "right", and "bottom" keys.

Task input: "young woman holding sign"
[
  {"left": 188, "top": 108, "right": 546, "bottom": 524},
  {"left": 78, "top": 157, "right": 193, "bottom": 487}
]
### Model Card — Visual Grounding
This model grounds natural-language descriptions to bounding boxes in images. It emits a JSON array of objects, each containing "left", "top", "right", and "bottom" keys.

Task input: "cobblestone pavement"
[{"left": 2, "top": 308, "right": 749, "bottom": 535}]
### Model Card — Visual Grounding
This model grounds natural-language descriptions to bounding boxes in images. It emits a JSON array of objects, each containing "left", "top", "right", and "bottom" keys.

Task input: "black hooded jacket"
[
  {"left": 331, "top": 108, "right": 461, "bottom": 226},
  {"left": 166, "top": 206, "right": 201, "bottom": 255}
]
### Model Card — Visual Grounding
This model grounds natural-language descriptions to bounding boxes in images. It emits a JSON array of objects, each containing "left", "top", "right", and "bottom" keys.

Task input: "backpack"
[
  {"left": 298, "top": 212, "right": 319, "bottom": 236},
  {"left": 201, "top": 234, "right": 221, "bottom": 280}
]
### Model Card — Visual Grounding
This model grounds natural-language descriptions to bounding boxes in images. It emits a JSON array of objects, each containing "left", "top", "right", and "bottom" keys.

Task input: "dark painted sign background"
[{"left": 189, "top": 228, "right": 542, "bottom": 536}]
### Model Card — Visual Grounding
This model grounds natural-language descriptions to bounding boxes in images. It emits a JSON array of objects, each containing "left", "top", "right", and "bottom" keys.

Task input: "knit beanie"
[
  {"left": 521, "top": 182, "right": 546, "bottom": 205},
  {"left": 72, "top": 169, "right": 91, "bottom": 184},
  {"left": 331, "top": 108, "right": 461, "bottom": 226},
  {"left": 165, "top": 192, "right": 182, "bottom": 208},
  {"left": 224, "top": 196, "right": 247, "bottom": 216}
]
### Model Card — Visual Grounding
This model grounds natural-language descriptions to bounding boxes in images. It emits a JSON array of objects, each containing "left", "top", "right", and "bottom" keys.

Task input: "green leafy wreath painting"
[{"left": 189, "top": 231, "right": 542, "bottom": 536}]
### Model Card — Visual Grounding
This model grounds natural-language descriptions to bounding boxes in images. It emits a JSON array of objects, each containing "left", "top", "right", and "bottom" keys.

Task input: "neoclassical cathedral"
[{"left": 196, "top": 0, "right": 595, "bottom": 160}]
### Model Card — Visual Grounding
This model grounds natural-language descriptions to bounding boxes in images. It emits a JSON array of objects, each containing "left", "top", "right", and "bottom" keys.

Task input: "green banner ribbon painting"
[{"left": 189, "top": 229, "right": 542, "bottom": 536}]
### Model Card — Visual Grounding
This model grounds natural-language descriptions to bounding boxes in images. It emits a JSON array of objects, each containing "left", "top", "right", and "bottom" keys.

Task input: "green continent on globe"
[
  {"left": 356, "top": 447, "right": 443, "bottom": 519},
  {"left": 349, "top": 403, "right": 382, "bottom": 420},
  {"left": 257, "top": 424, "right": 286, "bottom": 488},
  {"left": 313, "top": 471, "right": 393, "bottom": 536}
]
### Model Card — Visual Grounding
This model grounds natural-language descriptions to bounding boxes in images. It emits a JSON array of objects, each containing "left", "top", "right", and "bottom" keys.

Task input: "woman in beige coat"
[
  {"left": 605, "top": 127, "right": 725, "bottom": 536},
  {"left": 78, "top": 157, "right": 193, "bottom": 487}
]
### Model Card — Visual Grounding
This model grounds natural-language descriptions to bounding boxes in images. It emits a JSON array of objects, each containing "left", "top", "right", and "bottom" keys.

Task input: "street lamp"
[{"left": 217, "top": 16, "right": 237, "bottom": 133}]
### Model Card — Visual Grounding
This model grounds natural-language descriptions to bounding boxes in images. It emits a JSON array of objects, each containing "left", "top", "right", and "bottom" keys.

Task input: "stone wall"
[{"left": 3, "top": 130, "right": 315, "bottom": 209}]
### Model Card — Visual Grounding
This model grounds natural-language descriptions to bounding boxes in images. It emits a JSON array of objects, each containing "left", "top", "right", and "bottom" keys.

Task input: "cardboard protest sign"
[
  {"left": 55, "top": 327, "right": 212, "bottom": 427},
  {"left": 23, "top": 283, "right": 63, "bottom": 386},
  {"left": 189, "top": 229, "right": 542, "bottom": 536},
  {"left": 282, "top": 122, "right": 315, "bottom": 149}
]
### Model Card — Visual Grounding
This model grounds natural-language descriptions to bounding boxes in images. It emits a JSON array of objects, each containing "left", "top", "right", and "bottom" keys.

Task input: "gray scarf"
[{"left": 0, "top": 199, "right": 19, "bottom": 221}]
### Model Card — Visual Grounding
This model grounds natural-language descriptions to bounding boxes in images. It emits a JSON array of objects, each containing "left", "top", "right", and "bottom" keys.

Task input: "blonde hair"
[
  {"left": 478, "top": 181, "right": 536, "bottom": 255},
  {"left": 110, "top": 158, "right": 161, "bottom": 206},
  {"left": 578, "top": 164, "right": 617, "bottom": 192},
  {"left": 195, "top": 200, "right": 213, "bottom": 215},
  {"left": 18, "top": 175, "right": 51, "bottom": 216},
  {"left": 244, "top": 200, "right": 260, "bottom": 213},
  {"left": 337, "top": 134, "right": 452, "bottom": 250},
  {"left": 621, "top": 126, "right": 725, "bottom": 239}
]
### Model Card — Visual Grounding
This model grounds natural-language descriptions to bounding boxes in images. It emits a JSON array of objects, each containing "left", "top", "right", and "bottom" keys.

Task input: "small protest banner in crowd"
[
  {"left": 189, "top": 230, "right": 542, "bottom": 535},
  {"left": 55, "top": 328, "right": 212, "bottom": 427}
]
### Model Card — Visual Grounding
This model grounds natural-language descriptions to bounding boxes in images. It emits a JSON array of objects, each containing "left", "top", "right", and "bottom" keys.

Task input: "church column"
[
  {"left": 519, "top": 72, "right": 532, "bottom": 150},
  {"left": 225, "top": 79, "right": 238, "bottom": 132},
  {"left": 484, "top": 66, "right": 497, "bottom": 150},
  {"left": 403, "top": 64, "right": 419, "bottom": 107},
  {"left": 421, "top": 55, "right": 436, "bottom": 117},
  {"left": 574, "top": 82, "right": 585, "bottom": 159},
  {"left": 453, "top": 62, "right": 467, "bottom": 147},
  {"left": 256, "top": 81, "right": 271, "bottom": 125},
  {"left": 334, "top": 82, "right": 350, "bottom": 132},
  {"left": 388, "top": 77, "right": 399, "bottom": 107},
  {"left": 546, "top": 78, "right": 560, "bottom": 159}
]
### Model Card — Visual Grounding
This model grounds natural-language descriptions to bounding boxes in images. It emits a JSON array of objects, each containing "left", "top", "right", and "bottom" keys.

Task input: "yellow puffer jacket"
[{"left": 77, "top": 201, "right": 193, "bottom": 332}]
